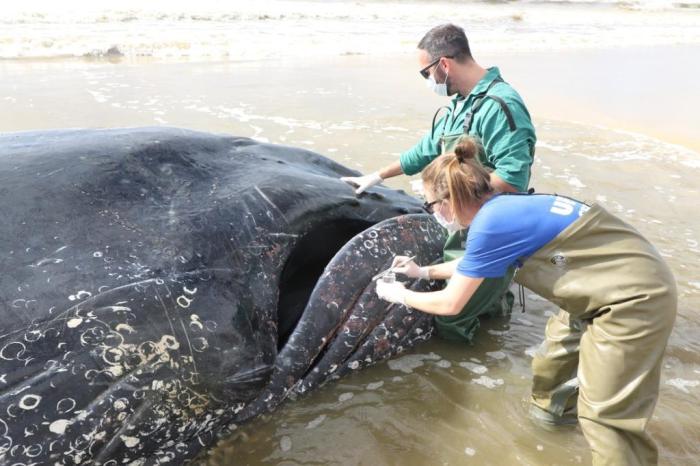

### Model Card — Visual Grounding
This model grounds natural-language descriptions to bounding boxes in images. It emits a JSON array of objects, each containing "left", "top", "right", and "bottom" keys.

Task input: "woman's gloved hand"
[
  {"left": 340, "top": 172, "right": 382, "bottom": 194},
  {"left": 376, "top": 280, "right": 408, "bottom": 305},
  {"left": 391, "top": 255, "right": 430, "bottom": 280}
]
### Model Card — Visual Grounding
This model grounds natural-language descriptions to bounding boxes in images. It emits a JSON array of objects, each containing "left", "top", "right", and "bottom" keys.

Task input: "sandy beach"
[{"left": 2, "top": 0, "right": 700, "bottom": 464}]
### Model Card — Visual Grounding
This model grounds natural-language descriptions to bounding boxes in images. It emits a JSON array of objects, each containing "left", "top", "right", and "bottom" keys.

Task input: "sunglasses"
[
  {"left": 422, "top": 198, "right": 445, "bottom": 214},
  {"left": 419, "top": 56, "right": 453, "bottom": 79}
]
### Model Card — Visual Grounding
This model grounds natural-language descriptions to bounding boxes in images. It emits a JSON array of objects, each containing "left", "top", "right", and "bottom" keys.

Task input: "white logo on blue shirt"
[{"left": 550, "top": 197, "right": 577, "bottom": 216}]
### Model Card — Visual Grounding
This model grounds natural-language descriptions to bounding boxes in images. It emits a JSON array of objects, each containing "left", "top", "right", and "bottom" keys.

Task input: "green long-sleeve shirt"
[{"left": 399, "top": 67, "right": 536, "bottom": 192}]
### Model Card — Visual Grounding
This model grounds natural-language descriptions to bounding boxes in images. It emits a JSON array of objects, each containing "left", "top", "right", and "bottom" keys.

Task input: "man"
[{"left": 342, "top": 23, "right": 537, "bottom": 343}]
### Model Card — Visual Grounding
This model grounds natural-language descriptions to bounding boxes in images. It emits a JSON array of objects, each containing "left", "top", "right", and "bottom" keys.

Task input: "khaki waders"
[{"left": 515, "top": 204, "right": 677, "bottom": 466}]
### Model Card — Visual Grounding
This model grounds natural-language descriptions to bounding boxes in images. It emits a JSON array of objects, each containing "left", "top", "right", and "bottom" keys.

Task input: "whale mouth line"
[{"left": 275, "top": 218, "right": 373, "bottom": 350}]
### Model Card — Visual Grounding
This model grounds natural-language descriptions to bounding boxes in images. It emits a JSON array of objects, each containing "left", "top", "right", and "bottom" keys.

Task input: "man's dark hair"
[{"left": 417, "top": 24, "right": 472, "bottom": 62}]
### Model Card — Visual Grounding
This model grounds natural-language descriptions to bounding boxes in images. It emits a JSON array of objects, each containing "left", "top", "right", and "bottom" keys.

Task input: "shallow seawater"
[
  {"left": 1, "top": 51, "right": 699, "bottom": 465},
  {"left": 197, "top": 121, "right": 700, "bottom": 465}
]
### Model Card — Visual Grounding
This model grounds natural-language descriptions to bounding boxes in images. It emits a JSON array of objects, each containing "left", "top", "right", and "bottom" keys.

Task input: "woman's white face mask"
[{"left": 433, "top": 208, "right": 462, "bottom": 233}]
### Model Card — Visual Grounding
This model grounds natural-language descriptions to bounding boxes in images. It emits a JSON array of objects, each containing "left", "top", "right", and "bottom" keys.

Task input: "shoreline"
[{"left": 2, "top": 43, "right": 700, "bottom": 154}]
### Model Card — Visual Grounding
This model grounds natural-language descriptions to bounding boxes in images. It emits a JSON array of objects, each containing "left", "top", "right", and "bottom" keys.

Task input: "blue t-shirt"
[{"left": 457, "top": 194, "right": 589, "bottom": 278}]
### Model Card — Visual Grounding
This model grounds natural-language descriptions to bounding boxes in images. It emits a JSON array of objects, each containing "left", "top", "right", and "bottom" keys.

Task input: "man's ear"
[{"left": 439, "top": 57, "right": 451, "bottom": 75}]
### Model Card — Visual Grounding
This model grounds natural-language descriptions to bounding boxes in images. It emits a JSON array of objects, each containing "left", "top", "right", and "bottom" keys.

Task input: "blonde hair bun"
[{"left": 454, "top": 139, "right": 478, "bottom": 163}]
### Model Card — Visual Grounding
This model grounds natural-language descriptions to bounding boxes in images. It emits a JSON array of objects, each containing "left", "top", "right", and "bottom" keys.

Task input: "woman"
[{"left": 376, "top": 138, "right": 676, "bottom": 466}]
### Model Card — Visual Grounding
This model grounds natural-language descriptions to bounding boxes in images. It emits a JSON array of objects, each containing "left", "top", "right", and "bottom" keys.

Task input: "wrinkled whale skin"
[{"left": 0, "top": 127, "right": 445, "bottom": 464}]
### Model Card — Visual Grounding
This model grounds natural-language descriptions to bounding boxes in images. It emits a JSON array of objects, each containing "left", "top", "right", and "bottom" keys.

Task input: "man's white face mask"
[
  {"left": 433, "top": 210, "right": 461, "bottom": 233},
  {"left": 426, "top": 68, "right": 449, "bottom": 97}
]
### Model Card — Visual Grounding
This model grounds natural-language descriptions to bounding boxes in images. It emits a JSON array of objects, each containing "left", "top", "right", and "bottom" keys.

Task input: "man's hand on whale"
[
  {"left": 341, "top": 161, "right": 405, "bottom": 194},
  {"left": 340, "top": 172, "right": 383, "bottom": 194}
]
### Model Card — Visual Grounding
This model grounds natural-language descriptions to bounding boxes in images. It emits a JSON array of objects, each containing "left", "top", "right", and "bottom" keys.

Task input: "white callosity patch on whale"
[
  {"left": 68, "top": 290, "right": 93, "bottom": 302},
  {"left": 189, "top": 314, "right": 204, "bottom": 331},
  {"left": 115, "top": 323, "right": 136, "bottom": 334},
  {"left": 56, "top": 398, "right": 76, "bottom": 414},
  {"left": 177, "top": 295, "right": 193, "bottom": 308},
  {"left": 66, "top": 318, "right": 83, "bottom": 328},
  {"left": 18, "top": 394, "right": 42, "bottom": 410},
  {"left": 49, "top": 419, "right": 72, "bottom": 434},
  {"left": 0, "top": 341, "right": 30, "bottom": 363},
  {"left": 121, "top": 435, "right": 140, "bottom": 448},
  {"left": 361, "top": 229, "right": 385, "bottom": 259}
]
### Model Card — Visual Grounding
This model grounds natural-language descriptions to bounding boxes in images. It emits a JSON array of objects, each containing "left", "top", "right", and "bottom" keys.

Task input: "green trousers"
[
  {"left": 434, "top": 229, "right": 515, "bottom": 343},
  {"left": 516, "top": 204, "right": 677, "bottom": 466}
]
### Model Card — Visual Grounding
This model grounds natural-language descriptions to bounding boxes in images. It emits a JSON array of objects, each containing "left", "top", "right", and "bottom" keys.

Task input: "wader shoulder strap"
[
  {"left": 463, "top": 77, "right": 517, "bottom": 134},
  {"left": 483, "top": 95, "right": 517, "bottom": 131},
  {"left": 430, "top": 105, "right": 452, "bottom": 140}
]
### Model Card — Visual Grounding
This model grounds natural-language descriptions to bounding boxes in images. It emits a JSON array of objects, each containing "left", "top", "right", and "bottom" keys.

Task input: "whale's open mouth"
[
  {"left": 276, "top": 219, "right": 373, "bottom": 349},
  {"left": 238, "top": 214, "right": 446, "bottom": 422}
]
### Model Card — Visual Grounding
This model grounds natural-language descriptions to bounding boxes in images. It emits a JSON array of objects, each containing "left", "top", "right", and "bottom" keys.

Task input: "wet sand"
[
  {"left": 2, "top": 44, "right": 700, "bottom": 465},
  {"left": 490, "top": 44, "right": 700, "bottom": 153}
]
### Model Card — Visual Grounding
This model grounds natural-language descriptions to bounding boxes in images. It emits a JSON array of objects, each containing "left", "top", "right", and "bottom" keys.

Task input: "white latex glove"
[
  {"left": 376, "top": 279, "right": 408, "bottom": 305},
  {"left": 340, "top": 172, "right": 383, "bottom": 194},
  {"left": 391, "top": 255, "right": 430, "bottom": 280}
]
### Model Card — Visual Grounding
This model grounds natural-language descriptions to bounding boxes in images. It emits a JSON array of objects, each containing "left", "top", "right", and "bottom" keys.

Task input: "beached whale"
[{"left": 0, "top": 128, "right": 446, "bottom": 464}]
